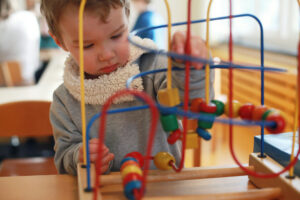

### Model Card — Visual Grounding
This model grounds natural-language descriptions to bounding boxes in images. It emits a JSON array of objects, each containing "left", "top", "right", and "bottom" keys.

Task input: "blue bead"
[
  {"left": 196, "top": 128, "right": 211, "bottom": 140},
  {"left": 120, "top": 157, "right": 138, "bottom": 167},
  {"left": 124, "top": 180, "right": 142, "bottom": 200}
]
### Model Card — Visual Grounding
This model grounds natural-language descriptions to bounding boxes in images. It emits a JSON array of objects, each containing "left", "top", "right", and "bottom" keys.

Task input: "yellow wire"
[
  {"left": 205, "top": 0, "right": 213, "bottom": 103},
  {"left": 79, "top": 0, "right": 87, "bottom": 165},
  {"left": 163, "top": 0, "right": 172, "bottom": 90}
]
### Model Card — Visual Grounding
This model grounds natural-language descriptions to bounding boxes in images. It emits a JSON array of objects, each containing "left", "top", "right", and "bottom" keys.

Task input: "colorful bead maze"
[{"left": 76, "top": 0, "right": 300, "bottom": 199}]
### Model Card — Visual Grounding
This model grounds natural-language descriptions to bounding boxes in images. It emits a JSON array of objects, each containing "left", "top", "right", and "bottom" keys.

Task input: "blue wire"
[
  {"left": 129, "top": 13, "right": 267, "bottom": 158},
  {"left": 84, "top": 13, "right": 274, "bottom": 189}
]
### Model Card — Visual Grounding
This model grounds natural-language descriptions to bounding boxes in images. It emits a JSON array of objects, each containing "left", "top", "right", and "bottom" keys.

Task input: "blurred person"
[
  {"left": 131, "top": 0, "right": 166, "bottom": 49},
  {"left": 0, "top": 0, "right": 40, "bottom": 85}
]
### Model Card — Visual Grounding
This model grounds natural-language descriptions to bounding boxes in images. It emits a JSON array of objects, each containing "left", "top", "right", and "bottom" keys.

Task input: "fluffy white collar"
[{"left": 63, "top": 36, "right": 157, "bottom": 105}]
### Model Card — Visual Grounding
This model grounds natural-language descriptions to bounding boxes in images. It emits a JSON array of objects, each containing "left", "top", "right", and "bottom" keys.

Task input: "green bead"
[
  {"left": 262, "top": 109, "right": 274, "bottom": 120},
  {"left": 160, "top": 114, "right": 178, "bottom": 132},
  {"left": 211, "top": 100, "right": 224, "bottom": 116},
  {"left": 198, "top": 113, "right": 215, "bottom": 129}
]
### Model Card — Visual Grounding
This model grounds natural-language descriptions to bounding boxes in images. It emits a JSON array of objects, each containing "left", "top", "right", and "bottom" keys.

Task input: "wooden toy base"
[{"left": 77, "top": 152, "right": 300, "bottom": 200}]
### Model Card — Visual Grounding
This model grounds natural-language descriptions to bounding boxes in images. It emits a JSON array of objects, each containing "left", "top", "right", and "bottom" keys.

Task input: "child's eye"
[
  {"left": 111, "top": 32, "right": 123, "bottom": 40},
  {"left": 84, "top": 44, "right": 94, "bottom": 49}
]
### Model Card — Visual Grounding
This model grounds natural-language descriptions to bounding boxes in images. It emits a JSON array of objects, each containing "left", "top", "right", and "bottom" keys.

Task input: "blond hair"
[{"left": 40, "top": 0, "right": 130, "bottom": 42}]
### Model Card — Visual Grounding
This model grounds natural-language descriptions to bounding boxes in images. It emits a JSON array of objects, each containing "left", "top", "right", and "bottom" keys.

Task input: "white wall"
[{"left": 147, "top": 0, "right": 207, "bottom": 37}]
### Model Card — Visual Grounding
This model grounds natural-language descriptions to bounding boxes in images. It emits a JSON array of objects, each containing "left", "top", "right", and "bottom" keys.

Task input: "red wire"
[
  {"left": 176, "top": 0, "right": 192, "bottom": 173},
  {"left": 227, "top": 1, "right": 300, "bottom": 178},
  {"left": 93, "top": 89, "right": 159, "bottom": 200}
]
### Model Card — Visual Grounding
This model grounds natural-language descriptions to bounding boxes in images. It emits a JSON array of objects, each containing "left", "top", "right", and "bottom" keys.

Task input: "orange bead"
[
  {"left": 153, "top": 152, "right": 175, "bottom": 170},
  {"left": 224, "top": 100, "right": 242, "bottom": 118},
  {"left": 187, "top": 119, "right": 198, "bottom": 132},
  {"left": 252, "top": 105, "right": 268, "bottom": 121}
]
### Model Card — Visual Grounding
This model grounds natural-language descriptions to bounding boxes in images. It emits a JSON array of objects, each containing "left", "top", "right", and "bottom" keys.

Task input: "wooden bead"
[
  {"left": 153, "top": 152, "right": 175, "bottom": 170},
  {"left": 125, "top": 152, "right": 144, "bottom": 167},
  {"left": 199, "top": 101, "right": 217, "bottom": 113},
  {"left": 198, "top": 113, "right": 215, "bottom": 129},
  {"left": 123, "top": 173, "right": 143, "bottom": 187},
  {"left": 266, "top": 113, "right": 285, "bottom": 134},
  {"left": 211, "top": 99, "right": 224, "bottom": 116},
  {"left": 238, "top": 103, "right": 255, "bottom": 120},
  {"left": 187, "top": 119, "right": 198, "bottom": 132},
  {"left": 190, "top": 98, "right": 203, "bottom": 112},
  {"left": 160, "top": 114, "right": 178, "bottom": 132},
  {"left": 121, "top": 165, "right": 143, "bottom": 178},
  {"left": 224, "top": 100, "right": 242, "bottom": 118},
  {"left": 196, "top": 128, "right": 211, "bottom": 140},
  {"left": 120, "top": 157, "right": 138, "bottom": 167},
  {"left": 124, "top": 180, "right": 142, "bottom": 200},
  {"left": 252, "top": 105, "right": 268, "bottom": 121},
  {"left": 185, "top": 133, "right": 199, "bottom": 149},
  {"left": 167, "top": 129, "right": 181, "bottom": 144},
  {"left": 262, "top": 109, "right": 278, "bottom": 120},
  {"left": 120, "top": 160, "right": 140, "bottom": 171},
  {"left": 158, "top": 88, "right": 180, "bottom": 106}
]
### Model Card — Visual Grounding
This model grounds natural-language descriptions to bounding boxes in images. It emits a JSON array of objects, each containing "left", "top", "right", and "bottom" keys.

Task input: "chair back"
[
  {"left": 0, "top": 100, "right": 57, "bottom": 176},
  {"left": 0, "top": 61, "right": 23, "bottom": 87},
  {"left": 0, "top": 101, "right": 52, "bottom": 137}
]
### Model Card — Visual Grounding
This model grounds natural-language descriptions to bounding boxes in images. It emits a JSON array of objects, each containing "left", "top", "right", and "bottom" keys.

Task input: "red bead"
[
  {"left": 125, "top": 152, "right": 144, "bottom": 168},
  {"left": 238, "top": 103, "right": 255, "bottom": 120},
  {"left": 123, "top": 172, "right": 143, "bottom": 187},
  {"left": 167, "top": 129, "right": 181, "bottom": 144},
  {"left": 266, "top": 114, "right": 285, "bottom": 134},
  {"left": 120, "top": 160, "right": 140, "bottom": 171},
  {"left": 190, "top": 98, "right": 203, "bottom": 112},
  {"left": 252, "top": 105, "right": 268, "bottom": 121},
  {"left": 199, "top": 101, "right": 217, "bottom": 113}
]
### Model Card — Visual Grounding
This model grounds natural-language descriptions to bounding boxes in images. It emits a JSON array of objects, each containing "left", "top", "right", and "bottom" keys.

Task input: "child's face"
[{"left": 55, "top": 5, "right": 130, "bottom": 77}]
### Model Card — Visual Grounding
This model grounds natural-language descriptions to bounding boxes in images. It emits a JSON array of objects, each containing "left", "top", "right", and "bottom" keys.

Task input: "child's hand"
[
  {"left": 171, "top": 31, "right": 208, "bottom": 69},
  {"left": 78, "top": 138, "right": 114, "bottom": 174}
]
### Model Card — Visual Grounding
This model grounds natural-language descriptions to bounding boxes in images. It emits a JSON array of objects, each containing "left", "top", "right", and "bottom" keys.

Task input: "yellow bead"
[
  {"left": 153, "top": 152, "right": 175, "bottom": 170},
  {"left": 224, "top": 100, "right": 242, "bottom": 118},
  {"left": 121, "top": 165, "right": 143, "bottom": 178},
  {"left": 157, "top": 88, "right": 180, "bottom": 107},
  {"left": 186, "top": 133, "right": 199, "bottom": 149}
]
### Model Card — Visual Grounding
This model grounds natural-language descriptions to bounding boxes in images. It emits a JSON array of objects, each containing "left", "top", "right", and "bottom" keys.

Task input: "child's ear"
[{"left": 48, "top": 31, "right": 68, "bottom": 51}]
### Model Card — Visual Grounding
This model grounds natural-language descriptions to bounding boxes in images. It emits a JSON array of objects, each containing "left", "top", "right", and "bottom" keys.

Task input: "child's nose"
[{"left": 98, "top": 49, "right": 114, "bottom": 62}]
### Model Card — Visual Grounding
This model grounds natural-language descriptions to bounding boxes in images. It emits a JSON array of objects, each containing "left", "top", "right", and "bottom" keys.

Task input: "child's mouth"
[{"left": 100, "top": 64, "right": 119, "bottom": 74}]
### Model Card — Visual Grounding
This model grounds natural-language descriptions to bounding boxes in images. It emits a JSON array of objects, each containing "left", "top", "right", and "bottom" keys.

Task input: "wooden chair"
[
  {"left": 0, "top": 61, "right": 23, "bottom": 87},
  {"left": 0, "top": 100, "right": 57, "bottom": 176}
]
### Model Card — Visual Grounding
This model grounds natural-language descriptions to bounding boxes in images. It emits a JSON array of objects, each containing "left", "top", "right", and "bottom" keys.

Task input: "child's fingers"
[
  {"left": 99, "top": 164, "right": 110, "bottom": 174},
  {"left": 89, "top": 148, "right": 110, "bottom": 162},
  {"left": 171, "top": 31, "right": 185, "bottom": 54}
]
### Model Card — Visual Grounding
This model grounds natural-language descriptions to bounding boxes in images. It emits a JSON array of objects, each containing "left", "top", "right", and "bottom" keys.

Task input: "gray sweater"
[{"left": 50, "top": 38, "right": 214, "bottom": 175}]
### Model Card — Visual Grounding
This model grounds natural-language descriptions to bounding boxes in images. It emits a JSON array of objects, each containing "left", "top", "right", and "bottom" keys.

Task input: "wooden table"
[
  {"left": 0, "top": 173, "right": 256, "bottom": 200},
  {"left": 0, "top": 175, "right": 78, "bottom": 200},
  {"left": 0, "top": 50, "right": 67, "bottom": 104}
]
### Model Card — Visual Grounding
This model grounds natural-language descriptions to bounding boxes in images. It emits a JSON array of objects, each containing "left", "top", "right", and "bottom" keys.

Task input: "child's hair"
[
  {"left": 0, "top": 0, "right": 11, "bottom": 20},
  {"left": 40, "top": 0, "right": 130, "bottom": 42}
]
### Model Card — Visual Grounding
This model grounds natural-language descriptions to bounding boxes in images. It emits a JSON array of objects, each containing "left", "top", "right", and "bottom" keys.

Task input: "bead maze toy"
[{"left": 75, "top": 0, "right": 300, "bottom": 199}]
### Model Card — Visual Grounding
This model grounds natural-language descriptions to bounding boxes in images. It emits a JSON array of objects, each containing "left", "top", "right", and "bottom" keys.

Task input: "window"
[{"left": 207, "top": 0, "right": 299, "bottom": 55}]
